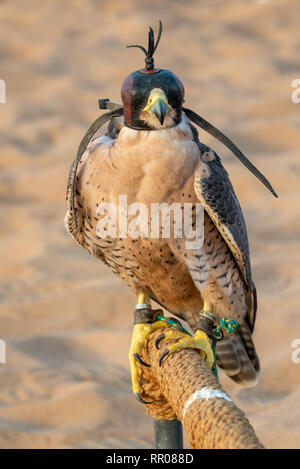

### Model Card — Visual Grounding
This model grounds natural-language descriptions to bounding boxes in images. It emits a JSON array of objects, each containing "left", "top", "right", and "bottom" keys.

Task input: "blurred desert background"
[{"left": 0, "top": 0, "right": 300, "bottom": 449}]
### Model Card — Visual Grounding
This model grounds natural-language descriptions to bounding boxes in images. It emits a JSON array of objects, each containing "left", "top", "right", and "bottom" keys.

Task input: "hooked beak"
[
  {"left": 143, "top": 90, "right": 171, "bottom": 125},
  {"left": 153, "top": 99, "right": 169, "bottom": 125}
]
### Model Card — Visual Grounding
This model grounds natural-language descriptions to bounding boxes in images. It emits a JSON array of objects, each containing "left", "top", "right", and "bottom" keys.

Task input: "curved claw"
[
  {"left": 133, "top": 353, "right": 151, "bottom": 368},
  {"left": 134, "top": 392, "right": 153, "bottom": 405},
  {"left": 155, "top": 333, "right": 166, "bottom": 349},
  {"left": 159, "top": 349, "right": 170, "bottom": 367}
]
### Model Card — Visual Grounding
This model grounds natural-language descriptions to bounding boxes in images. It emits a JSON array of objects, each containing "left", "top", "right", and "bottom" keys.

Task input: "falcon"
[{"left": 65, "top": 22, "right": 277, "bottom": 402}]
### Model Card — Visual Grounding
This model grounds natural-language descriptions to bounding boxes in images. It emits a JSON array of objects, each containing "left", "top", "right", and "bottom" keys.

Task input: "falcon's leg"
[
  {"left": 128, "top": 293, "right": 169, "bottom": 404},
  {"left": 156, "top": 301, "right": 215, "bottom": 370}
]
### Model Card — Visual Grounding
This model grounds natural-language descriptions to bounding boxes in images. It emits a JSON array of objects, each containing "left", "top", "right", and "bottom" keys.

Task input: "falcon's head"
[{"left": 121, "top": 21, "right": 185, "bottom": 131}]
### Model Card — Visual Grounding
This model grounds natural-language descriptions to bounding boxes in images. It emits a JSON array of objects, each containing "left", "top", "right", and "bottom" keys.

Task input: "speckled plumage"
[{"left": 65, "top": 113, "right": 259, "bottom": 386}]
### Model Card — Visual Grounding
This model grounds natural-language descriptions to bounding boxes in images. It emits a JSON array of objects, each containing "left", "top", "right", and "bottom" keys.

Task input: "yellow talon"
[
  {"left": 129, "top": 318, "right": 169, "bottom": 397},
  {"left": 129, "top": 296, "right": 216, "bottom": 401},
  {"left": 158, "top": 301, "right": 215, "bottom": 370},
  {"left": 161, "top": 329, "right": 214, "bottom": 369}
]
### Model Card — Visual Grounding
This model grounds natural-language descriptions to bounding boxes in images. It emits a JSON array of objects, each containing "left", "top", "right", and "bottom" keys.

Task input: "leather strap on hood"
[
  {"left": 183, "top": 107, "right": 278, "bottom": 198},
  {"left": 70, "top": 107, "right": 124, "bottom": 227}
]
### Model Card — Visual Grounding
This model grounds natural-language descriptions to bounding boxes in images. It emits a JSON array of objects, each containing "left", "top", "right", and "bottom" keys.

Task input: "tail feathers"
[{"left": 216, "top": 321, "right": 260, "bottom": 387}]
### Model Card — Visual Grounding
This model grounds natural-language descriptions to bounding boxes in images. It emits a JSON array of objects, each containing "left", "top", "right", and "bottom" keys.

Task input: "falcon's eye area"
[{"left": 148, "top": 98, "right": 153, "bottom": 104}]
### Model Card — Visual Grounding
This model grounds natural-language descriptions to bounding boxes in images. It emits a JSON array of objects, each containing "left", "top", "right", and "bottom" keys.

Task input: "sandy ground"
[{"left": 0, "top": 0, "right": 300, "bottom": 449}]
